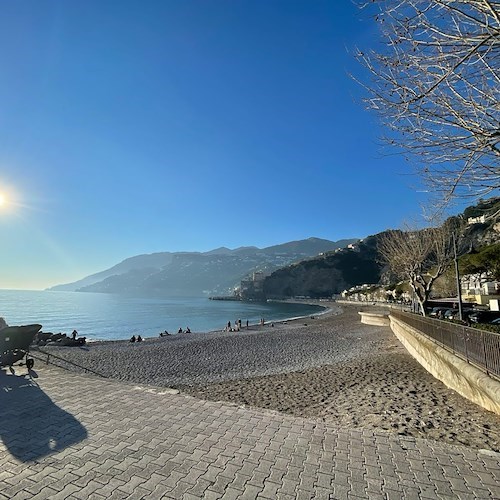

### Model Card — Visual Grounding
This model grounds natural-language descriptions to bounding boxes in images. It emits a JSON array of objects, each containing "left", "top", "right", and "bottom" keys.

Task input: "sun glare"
[{"left": 0, "top": 193, "right": 5, "bottom": 206}]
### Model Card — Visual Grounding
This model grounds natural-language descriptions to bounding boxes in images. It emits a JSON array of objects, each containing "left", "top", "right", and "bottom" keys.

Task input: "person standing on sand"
[{"left": 246, "top": 320, "right": 249, "bottom": 328}]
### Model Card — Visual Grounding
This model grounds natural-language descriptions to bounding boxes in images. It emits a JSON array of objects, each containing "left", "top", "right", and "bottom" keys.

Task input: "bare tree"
[
  {"left": 378, "top": 220, "right": 460, "bottom": 314},
  {"left": 358, "top": 1, "right": 500, "bottom": 205}
]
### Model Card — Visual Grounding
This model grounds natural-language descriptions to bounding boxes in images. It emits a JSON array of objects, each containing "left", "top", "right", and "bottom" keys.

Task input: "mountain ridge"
[{"left": 47, "top": 237, "right": 358, "bottom": 296}]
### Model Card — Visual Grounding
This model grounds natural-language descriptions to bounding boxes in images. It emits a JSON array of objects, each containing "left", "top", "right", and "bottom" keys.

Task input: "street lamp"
[{"left": 453, "top": 232, "right": 463, "bottom": 322}]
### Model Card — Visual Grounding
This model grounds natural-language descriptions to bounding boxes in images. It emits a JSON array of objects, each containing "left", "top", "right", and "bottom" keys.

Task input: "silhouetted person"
[
  {"left": 185, "top": 327, "right": 191, "bottom": 333},
  {"left": 71, "top": 330, "right": 77, "bottom": 340},
  {"left": 178, "top": 327, "right": 183, "bottom": 334},
  {"left": 137, "top": 335, "right": 143, "bottom": 342},
  {"left": 130, "top": 335, "right": 136, "bottom": 343}
]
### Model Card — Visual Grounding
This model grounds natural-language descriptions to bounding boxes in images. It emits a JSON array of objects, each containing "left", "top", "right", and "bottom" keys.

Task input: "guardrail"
[
  {"left": 30, "top": 348, "right": 107, "bottom": 379},
  {"left": 390, "top": 310, "right": 500, "bottom": 381}
]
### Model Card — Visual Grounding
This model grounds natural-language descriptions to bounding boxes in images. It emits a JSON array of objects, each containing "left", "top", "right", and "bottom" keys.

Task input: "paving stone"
[{"left": 0, "top": 363, "right": 498, "bottom": 500}]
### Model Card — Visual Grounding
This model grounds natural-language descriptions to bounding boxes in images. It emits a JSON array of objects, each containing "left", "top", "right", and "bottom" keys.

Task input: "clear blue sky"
[{"left": 0, "top": 0, "right": 447, "bottom": 289}]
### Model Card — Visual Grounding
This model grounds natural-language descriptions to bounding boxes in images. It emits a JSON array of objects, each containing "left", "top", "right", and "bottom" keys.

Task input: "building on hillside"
[
  {"left": 341, "top": 284, "right": 394, "bottom": 302},
  {"left": 467, "top": 215, "right": 487, "bottom": 225},
  {"left": 239, "top": 271, "right": 267, "bottom": 300},
  {"left": 461, "top": 272, "right": 500, "bottom": 306}
]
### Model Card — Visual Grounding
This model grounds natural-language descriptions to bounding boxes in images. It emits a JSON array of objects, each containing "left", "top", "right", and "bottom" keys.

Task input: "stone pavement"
[{"left": 0, "top": 364, "right": 499, "bottom": 500}]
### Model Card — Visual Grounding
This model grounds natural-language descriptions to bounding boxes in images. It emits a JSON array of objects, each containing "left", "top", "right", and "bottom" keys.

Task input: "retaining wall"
[{"left": 390, "top": 315, "right": 500, "bottom": 415}]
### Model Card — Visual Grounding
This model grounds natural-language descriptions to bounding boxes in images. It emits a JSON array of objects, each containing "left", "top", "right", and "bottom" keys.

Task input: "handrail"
[
  {"left": 390, "top": 310, "right": 500, "bottom": 381},
  {"left": 30, "top": 347, "right": 108, "bottom": 379}
]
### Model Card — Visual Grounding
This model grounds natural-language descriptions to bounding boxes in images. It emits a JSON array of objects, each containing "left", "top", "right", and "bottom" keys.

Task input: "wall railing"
[{"left": 390, "top": 310, "right": 500, "bottom": 381}]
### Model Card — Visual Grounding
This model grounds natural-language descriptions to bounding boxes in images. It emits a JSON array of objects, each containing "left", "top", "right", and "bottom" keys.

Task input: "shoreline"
[
  {"left": 36, "top": 303, "right": 500, "bottom": 451},
  {"left": 85, "top": 299, "right": 332, "bottom": 344}
]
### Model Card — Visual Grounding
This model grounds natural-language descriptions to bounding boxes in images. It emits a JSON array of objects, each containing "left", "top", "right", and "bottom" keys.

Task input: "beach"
[{"left": 37, "top": 303, "right": 500, "bottom": 452}]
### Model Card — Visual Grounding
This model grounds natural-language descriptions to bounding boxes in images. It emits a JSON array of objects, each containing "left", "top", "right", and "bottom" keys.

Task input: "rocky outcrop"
[{"left": 263, "top": 233, "right": 386, "bottom": 299}]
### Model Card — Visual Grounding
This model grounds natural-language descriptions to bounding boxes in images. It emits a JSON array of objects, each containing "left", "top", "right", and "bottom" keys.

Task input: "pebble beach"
[{"left": 36, "top": 303, "right": 500, "bottom": 452}]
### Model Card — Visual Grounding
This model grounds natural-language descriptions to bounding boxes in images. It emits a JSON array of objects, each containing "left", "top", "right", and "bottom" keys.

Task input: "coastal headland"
[{"left": 38, "top": 303, "right": 500, "bottom": 452}]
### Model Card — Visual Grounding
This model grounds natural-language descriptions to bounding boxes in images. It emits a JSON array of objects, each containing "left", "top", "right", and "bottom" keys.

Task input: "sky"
[{"left": 0, "top": 0, "right": 461, "bottom": 290}]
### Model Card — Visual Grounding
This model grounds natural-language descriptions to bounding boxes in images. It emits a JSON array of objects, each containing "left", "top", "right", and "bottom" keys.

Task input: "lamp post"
[{"left": 453, "top": 232, "right": 463, "bottom": 322}]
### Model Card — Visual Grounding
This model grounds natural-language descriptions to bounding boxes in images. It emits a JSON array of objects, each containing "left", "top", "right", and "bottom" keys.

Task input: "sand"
[{"left": 38, "top": 303, "right": 500, "bottom": 452}]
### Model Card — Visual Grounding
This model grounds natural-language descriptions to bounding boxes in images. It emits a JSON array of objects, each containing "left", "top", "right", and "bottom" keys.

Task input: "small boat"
[{"left": 0, "top": 324, "right": 42, "bottom": 368}]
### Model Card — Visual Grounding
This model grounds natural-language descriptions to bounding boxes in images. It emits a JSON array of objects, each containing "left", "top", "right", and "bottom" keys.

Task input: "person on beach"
[
  {"left": 71, "top": 330, "right": 78, "bottom": 340},
  {"left": 227, "top": 321, "right": 231, "bottom": 331},
  {"left": 137, "top": 335, "right": 143, "bottom": 342},
  {"left": 246, "top": 320, "right": 249, "bottom": 328},
  {"left": 178, "top": 327, "right": 183, "bottom": 334},
  {"left": 130, "top": 335, "right": 136, "bottom": 343},
  {"left": 185, "top": 327, "right": 191, "bottom": 334}
]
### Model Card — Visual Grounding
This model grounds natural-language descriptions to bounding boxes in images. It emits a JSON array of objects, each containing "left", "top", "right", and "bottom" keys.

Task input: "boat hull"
[{"left": 0, "top": 324, "right": 42, "bottom": 366}]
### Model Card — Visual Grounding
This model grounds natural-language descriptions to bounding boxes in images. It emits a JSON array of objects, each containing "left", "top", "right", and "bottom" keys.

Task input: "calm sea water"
[{"left": 0, "top": 290, "right": 325, "bottom": 341}]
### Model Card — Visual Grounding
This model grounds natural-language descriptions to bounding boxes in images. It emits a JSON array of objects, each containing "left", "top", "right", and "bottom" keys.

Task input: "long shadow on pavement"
[{"left": 0, "top": 368, "right": 88, "bottom": 462}]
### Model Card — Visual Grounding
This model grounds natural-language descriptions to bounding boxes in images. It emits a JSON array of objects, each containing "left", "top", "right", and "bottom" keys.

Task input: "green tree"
[{"left": 460, "top": 243, "right": 500, "bottom": 280}]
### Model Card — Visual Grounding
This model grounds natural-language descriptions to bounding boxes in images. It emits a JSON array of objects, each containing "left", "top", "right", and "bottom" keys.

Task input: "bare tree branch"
[
  {"left": 378, "top": 219, "right": 462, "bottom": 314},
  {"left": 358, "top": 0, "right": 500, "bottom": 206}
]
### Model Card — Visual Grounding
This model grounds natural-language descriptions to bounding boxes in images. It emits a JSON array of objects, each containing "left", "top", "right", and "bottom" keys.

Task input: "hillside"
[
  {"left": 262, "top": 233, "right": 386, "bottom": 299},
  {"left": 48, "top": 198, "right": 500, "bottom": 300},
  {"left": 258, "top": 197, "right": 500, "bottom": 300},
  {"left": 48, "top": 237, "right": 357, "bottom": 297}
]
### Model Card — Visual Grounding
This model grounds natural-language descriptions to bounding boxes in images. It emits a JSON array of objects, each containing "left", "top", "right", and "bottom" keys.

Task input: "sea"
[{"left": 0, "top": 289, "right": 326, "bottom": 341}]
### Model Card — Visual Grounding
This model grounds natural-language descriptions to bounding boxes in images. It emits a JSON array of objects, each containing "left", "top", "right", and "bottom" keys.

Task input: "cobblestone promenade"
[{"left": 1, "top": 364, "right": 499, "bottom": 499}]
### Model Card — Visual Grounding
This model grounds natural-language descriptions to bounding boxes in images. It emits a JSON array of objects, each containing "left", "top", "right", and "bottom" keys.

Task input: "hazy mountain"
[{"left": 47, "top": 237, "right": 358, "bottom": 296}]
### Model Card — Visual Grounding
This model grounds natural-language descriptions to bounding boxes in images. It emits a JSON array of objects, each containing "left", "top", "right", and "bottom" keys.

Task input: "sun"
[{"left": 0, "top": 193, "right": 5, "bottom": 206}]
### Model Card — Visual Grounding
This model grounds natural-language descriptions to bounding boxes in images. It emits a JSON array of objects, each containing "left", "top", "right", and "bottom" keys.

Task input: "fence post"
[
  {"left": 481, "top": 330, "right": 489, "bottom": 376},
  {"left": 464, "top": 327, "right": 469, "bottom": 364}
]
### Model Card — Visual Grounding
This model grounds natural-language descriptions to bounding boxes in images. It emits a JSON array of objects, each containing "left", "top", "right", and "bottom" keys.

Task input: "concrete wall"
[
  {"left": 359, "top": 312, "right": 390, "bottom": 326},
  {"left": 390, "top": 315, "right": 500, "bottom": 415}
]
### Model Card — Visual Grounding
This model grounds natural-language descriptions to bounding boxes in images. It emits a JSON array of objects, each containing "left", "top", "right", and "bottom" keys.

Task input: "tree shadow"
[{"left": 0, "top": 367, "right": 88, "bottom": 462}]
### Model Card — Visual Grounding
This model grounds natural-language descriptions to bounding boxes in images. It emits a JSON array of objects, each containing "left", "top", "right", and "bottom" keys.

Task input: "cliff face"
[
  {"left": 261, "top": 197, "right": 500, "bottom": 300},
  {"left": 461, "top": 197, "right": 500, "bottom": 248},
  {"left": 263, "top": 233, "right": 386, "bottom": 299}
]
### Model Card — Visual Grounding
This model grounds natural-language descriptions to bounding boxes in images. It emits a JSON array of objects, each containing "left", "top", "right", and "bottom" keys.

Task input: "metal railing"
[
  {"left": 30, "top": 347, "right": 107, "bottom": 379},
  {"left": 390, "top": 310, "right": 500, "bottom": 381}
]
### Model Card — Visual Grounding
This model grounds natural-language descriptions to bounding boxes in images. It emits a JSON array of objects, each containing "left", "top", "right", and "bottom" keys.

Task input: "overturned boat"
[{"left": 0, "top": 323, "right": 42, "bottom": 368}]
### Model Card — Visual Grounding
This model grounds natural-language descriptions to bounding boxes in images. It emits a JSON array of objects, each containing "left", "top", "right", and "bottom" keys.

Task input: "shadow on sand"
[{"left": 0, "top": 368, "right": 88, "bottom": 462}]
